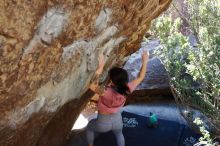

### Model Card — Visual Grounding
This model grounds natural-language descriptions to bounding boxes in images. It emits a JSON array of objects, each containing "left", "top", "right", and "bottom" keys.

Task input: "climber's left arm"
[
  {"left": 89, "top": 54, "right": 105, "bottom": 96},
  {"left": 89, "top": 74, "right": 105, "bottom": 95}
]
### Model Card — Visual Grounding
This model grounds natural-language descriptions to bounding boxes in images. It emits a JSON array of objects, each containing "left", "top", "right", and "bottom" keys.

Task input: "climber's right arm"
[{"left": 128, "top": 51, "right": 149, "bottom": 93}]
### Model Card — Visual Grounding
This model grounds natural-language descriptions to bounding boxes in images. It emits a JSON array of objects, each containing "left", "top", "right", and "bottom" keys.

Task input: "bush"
[{"left": 151, "top": 0, "right": 220, "bottom": 134}]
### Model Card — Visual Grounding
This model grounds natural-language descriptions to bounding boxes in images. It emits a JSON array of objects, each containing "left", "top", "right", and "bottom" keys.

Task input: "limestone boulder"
[{"left": 0, "top": 1, "right": 171, "bottom": 146}]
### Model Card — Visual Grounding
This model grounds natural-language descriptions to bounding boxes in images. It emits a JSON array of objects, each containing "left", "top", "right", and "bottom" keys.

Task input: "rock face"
[
  {"left": 123, "top": 39, "right": 172, "bottom": 103},
  {"left": 0, "top": 1, "right": 171, "bottom": 146},
  {"left": 124, "top": 39, "right": 170, "bottom": 90}
]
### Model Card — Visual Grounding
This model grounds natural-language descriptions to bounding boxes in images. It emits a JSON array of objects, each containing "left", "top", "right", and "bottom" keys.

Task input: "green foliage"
[
  {"left": 194, "top": 118, "right": 218, "bottom": 146},
  {"left": 151, "top": 0, "right": 220, "bottom": 133}
]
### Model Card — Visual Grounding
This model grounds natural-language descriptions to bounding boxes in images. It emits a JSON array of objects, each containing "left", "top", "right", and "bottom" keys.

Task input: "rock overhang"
[{"left": 0, "top": 1, "right": 172, "bottom": 146}]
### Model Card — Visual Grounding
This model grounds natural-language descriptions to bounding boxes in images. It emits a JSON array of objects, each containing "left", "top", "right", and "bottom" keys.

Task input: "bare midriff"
[{"left": 98, "top": 111, "right": 113, "bottom": 115}]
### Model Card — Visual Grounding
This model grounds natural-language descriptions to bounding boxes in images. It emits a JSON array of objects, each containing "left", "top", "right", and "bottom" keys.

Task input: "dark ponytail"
[{"left": 109, "top": 67, "right": 129, "bottom": 95}]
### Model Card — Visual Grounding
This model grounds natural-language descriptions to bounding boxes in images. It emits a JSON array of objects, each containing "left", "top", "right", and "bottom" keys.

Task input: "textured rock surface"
[
  {"left": 123, "top": 39, "right": 172, "bottom": 103},
  {"left": 124, "top": 39, "right": 170, "bottom": 90},
  {"left": 0, "top": 1, "right": 171, "bottom": 146}
]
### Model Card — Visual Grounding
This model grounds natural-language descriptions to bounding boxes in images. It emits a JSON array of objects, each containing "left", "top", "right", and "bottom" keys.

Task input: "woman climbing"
[{"left": 86, "top": 50, "right": 149, "bottom": 146}]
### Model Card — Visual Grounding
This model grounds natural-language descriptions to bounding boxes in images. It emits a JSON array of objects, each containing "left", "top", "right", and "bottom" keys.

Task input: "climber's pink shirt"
[{"left": 98, "top": 82, "right": 138, "bottom": 114}]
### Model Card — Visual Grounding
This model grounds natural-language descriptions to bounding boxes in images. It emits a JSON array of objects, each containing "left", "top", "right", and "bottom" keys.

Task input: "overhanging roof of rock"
[
  {"left": 0, "top": 1, "right": 171, "bottom": 145},
  {"left": 0, "top": 0, "right": 171, "bottom": 109}
]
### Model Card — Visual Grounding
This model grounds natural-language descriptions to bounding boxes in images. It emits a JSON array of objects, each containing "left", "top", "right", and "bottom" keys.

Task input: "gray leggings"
[{"left": 86, "top": 112, "right": 125, "bottom": 146}]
